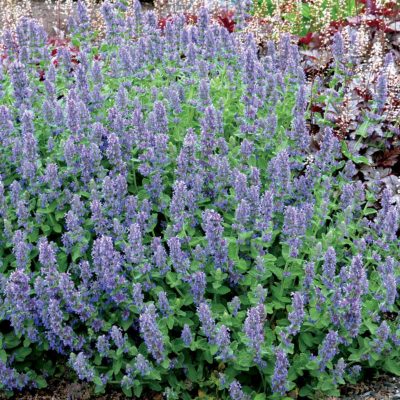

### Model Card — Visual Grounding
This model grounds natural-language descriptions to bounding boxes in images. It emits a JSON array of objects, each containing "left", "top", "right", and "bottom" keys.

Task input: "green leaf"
[
  {"left": 113, "top": 358, "right": 123, "bottom": 375},
  {"left": 355, "top": 120, "right": 370, "bottom": 138},
  {"left": 186, "top": 364, "right": 198, "bottom": 381},
  {"left": 71, "top": 37, "right": 81, "bottom": 48},
  {"left": 299, "top": 385, "right": 313, "bottom": 397},
  {"left": 0, "top": 350, "right": 7, "bottom": 363},
  {"left": 216, "top": 286, "right": 231, "bottom": 295},
  {"left": 133, "top": 383, "right": 143, "bottom": 397},
  {"left": 263, "top": 253, "right": 277, "bottom": 262},
  {"left": 14, "top": 347, "right": 32, "bottom": 361},
  {"left": 116, "top": 348, "right": 123, "bottom": 357},
  {"left": 300, "top": 332, "right": 314, "bottom": 348},
  {"left": 228, "top": 242, "right": 239, "bottom": 260},
  {"left": 93, "top": 376, "right": 103, "bottom": 386},
  {"left": 269, "top": 265, "right": 283, "bottom": 280},
  {"left": 35, "top": 376, "right": 47, "bottom": 389},
  {"left": 4, "top": 333, "right": 20, "bottom": 349},
  {"left": 384, "top": 358, "right": 400, "bottom": 376},
  {"left": 53, "top": 223, "right": 62, "bottom": 233},
  {"left": 320, "top": 380, "right": 337, "bottom": 392},
  {"left": 363, "top": 208, "right": 377, "bottom": 216},
  {"left": 122, "top": 386, "right": 132, "bottom": 397},
  {"left": 167, "top": 316, "right": 175, "bottom": 330},
  {"left": 237, "top": 259, "right": 248, "bottom": 272}
]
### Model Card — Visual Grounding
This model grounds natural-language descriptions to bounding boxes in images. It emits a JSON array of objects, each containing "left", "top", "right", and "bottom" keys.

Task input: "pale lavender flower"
[
  {"left": 234, "top": 199, "right": 251, "bottom": 232},
  {"left": 139, "top": 304, "right": 165, "bottom": 363},
  {"left": 197, "top": 302, "right": 216, "bottom": 343},
  {"left": 96, "top": 335, "right": 110, "bottom": 356},
  {"left": 215, "top": 325, "right": 232, "bottom": 361},
  {"left": 272, "top": 348, "right": 289, "bottom": 395},
  {"left": 322, "top": 247, "right": 336, "bottom": 289},
  {"left": 229, "top": 380, "right": 249, "bottom": 400},
  {"left": 233, "top": 170, "right": 248, "bottom": 202},
  {"left": 257, "top": 189, "right": 274, "bottom": 241},
  {"left": 110, "top": 325, "right": 126, "bottom": 351},
  {"left": 201, "top": 209, "right": 228, "bottom": 270},
  {"left": 4, "top": 269, "right": 38, "bottom": 340},
  {"left": 132, "top": 283, "right": 144, "bottom": 310},
  {"left": 255, "top": 284, "right": 268, "bottom": 303},
  {"left": 375, "top": 73, "right": 387, "bottom": 113},
  {"left": 152, "top": 237, "right": 169, "bottom": 275},
  {"left": 158, "top": 291, "right": 172, "bottom": 316},
  {"left": 91, "top": 235, "right": 123, "bottom": 294},
  {"left": 372, "top": 321, "right": 390, "bottom": 354},
  {"left": 228, "top": 296, "right": 241, "bottom": 317},
  {"left": 381, "top": 272, "right": 397, "bottom": 311},
  {"left": 200, "top": 106, "right": 221, "bottom": 159},
  {"left": 0, "top": 360, "right": 29, "bottom": 390},
  {"left": 38, "top": 238, "right": 57, "bottom": 268},
  {"left": 349, "top": 365, "right": 362, "bottom": 377},
  {"left": 268, "top": 150, "right": 291, "bottom": 196},
  {"left": 135, "top": 354, "right": 151, "bottom": 376},
  {"left": 318, "top": 330, "right": 339, "bottom": 371},
  {"left": 315, "top": 128, "right": 340, "bottom": 172},
  {"left": 381, "top": 206, "right": 399, "bottom": 242},
  {"left": 243, "top": 304, "right": 265, "bottom": 367},
  {"left": 12, "top": 230, "right": 31, "bottom": 269},
  {"left": 282, "top": 205, "right": 308, "bottom": 258},
  {"left": 181, "top": 324, "right": 193, "bottom": 346},
  {"left": 46, "top": 298, "right": 77, "bottom": 350},
  {"left": 240, "top": 139, "right": 254, "bottom": 159},
  {"left": 189, "top": 271, "right": 207, "bottom": 305},
  {"left": 9, "top": 61, "right": 31, "bottom": 108},
  {"left": 0, "top": 105, "right": 13, "bottom": 144},
  {"left": 333, "top": 358, "right": 346, "bottom": 384},
  {"left": 199, "top": 78, "right": 211, "bottom": 106},
  {"left": 106, "top": 133, "right": 123, "bottom": 167},
  {"left": 170, "top": 180, "right": 188, "bottom": 233},
  {"left": 287, "top": 292, "right": 305, "bottom": 336},
  {"left": 334, "top": 255, "right": 368, "bottom": 337},
  {"left": 69, "top": 352, "right": 95, "bottom": 381},
  {"left": 126, "top": 223, "right": 145, "bottom": 264},
  {"left": 168, "top": 237, "right": 189, "bottom": 275}
]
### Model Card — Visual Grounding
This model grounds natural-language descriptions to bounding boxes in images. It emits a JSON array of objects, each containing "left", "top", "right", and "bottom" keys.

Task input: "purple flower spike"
[
  {"left": 139, "top": 304, "right": 165, "bottom": 364},
  {"left": 318, "top": 330, "right": 339, "bottom": 371},
  {"left": 272, "top": 348, "right": 289, "bottom": 395},
  {"left": 243, "top": 304, "right": 265, "bottom": 367}
]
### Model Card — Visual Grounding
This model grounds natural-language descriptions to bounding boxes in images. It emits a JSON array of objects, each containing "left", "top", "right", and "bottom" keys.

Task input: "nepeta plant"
[{"left": 0, "top": 1, "right": 398, "bottom": 399}]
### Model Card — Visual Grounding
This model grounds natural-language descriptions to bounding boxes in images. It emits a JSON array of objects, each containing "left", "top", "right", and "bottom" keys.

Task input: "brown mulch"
[
  {"left": 0, "top": 379, "right": 161, "bottom": 400},
  {"left": 3, "top": 375, "right": 400, "bottom": 399}
]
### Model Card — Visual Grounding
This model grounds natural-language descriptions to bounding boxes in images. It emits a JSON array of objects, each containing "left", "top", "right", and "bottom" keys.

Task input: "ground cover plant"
[{"left": 0, "top": 1, "right": 399, "bottom": 399}]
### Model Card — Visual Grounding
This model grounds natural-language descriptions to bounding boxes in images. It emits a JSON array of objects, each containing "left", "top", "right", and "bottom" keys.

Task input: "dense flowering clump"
[{"left": 0, "top": 1, "right": 399, "bottom": 399}]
